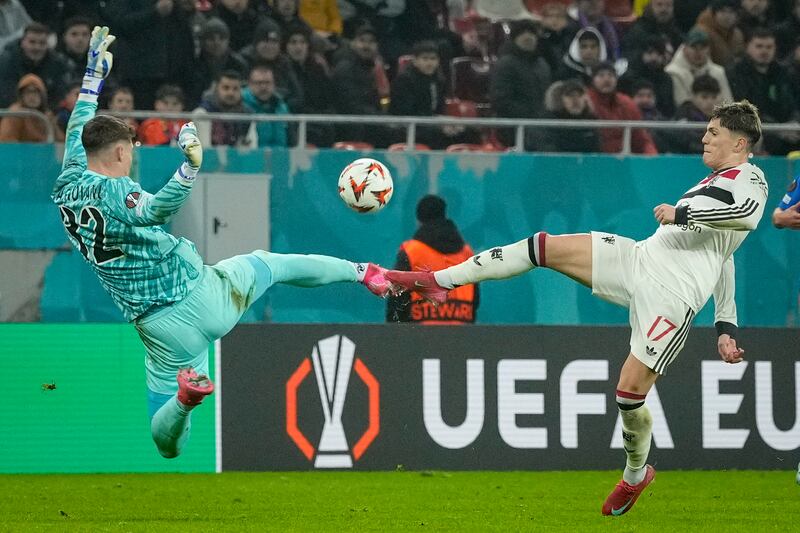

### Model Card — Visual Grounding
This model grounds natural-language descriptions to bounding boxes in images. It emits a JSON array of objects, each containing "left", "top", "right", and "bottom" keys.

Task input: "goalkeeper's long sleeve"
[{"left": 101, "top": 165, "right": 196, "bottom": 227}]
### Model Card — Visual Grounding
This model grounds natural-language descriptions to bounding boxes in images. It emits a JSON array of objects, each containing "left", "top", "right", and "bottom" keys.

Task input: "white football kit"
[{"left": 591, "top": 162, "right": 768, "bottom": 373}]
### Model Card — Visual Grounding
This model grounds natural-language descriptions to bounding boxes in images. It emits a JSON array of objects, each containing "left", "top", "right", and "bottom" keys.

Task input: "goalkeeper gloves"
[
  {"left": 81, "top": 26, "right": 115, "bottom": 96},
  {"left": 176, "top": 122, "right": 203, "bottom": 184}
]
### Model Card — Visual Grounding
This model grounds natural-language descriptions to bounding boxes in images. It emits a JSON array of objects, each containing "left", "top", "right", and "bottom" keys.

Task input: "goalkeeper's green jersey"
[{"left": 52, "top": 98, "right": 203, "bottom": 321}]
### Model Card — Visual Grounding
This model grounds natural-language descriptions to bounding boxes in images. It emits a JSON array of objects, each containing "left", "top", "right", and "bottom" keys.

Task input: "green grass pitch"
[{"left": 1, "top": 471, "right": 797, "bottom": 532}]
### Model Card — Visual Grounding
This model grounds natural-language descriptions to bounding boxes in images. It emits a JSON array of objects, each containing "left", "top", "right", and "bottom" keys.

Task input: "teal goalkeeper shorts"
[{"left": 135, "top": 253, "right": 271, "bottom": 395}]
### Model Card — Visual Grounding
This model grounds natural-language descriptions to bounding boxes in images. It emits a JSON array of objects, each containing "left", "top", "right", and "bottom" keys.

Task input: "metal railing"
[
  {"left": 0, "top": 109, "right": 54, "bottom": 142},
  {"left": 21, "top": 108, "right": 800, "bottom": 155}
]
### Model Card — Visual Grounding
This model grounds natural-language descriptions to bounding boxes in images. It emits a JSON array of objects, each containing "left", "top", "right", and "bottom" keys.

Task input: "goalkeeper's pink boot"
[
  {"left": 384, "top": 270, "right": 448, "bottom": 305},
  {"left": 361, "top": 263, "right": 396, "bottom": 298},
  {"left": 601, "top": 465, "right": 656, "bottom": 516},
  {"left": 177, "top": 368, "right": 214, "bottom": 407}
]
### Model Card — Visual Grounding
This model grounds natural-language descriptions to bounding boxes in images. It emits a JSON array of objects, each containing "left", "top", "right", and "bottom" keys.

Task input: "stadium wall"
[
  {"left": 2, "top": 324, "right": 797, "bottom": 473},
  {"left": 219, "top": 324, "right": 800, "bottom": 471},
  {"left": 1, "top": 144, "right": 799, "bottom": 325}
]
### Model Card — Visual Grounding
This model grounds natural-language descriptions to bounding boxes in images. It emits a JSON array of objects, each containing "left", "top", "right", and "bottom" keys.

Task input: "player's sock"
[
  {"left": 252, "top": 251, "right": 358, "bottom": 287},
  {"left": 434, "top": 234, "right": 544, "bottom": 289},
  {"left": 617, "top": 390, "right": 652, "bottom": 485},
  {"left": 150, "top": 395, "right": 192, "bottom": 459}
]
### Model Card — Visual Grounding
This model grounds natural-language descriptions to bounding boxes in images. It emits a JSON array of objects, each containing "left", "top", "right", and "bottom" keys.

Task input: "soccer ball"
[{"left": 337, "top": 158, "right": 394, "bottom": 213}]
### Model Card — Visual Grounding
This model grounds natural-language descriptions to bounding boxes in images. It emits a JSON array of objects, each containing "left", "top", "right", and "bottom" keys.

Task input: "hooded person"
[
  {"left": 0, "top": 73, "right": 63, "bottom": 142},
  {"left": 555, "top": 27, "right": 607, "bottom": 83},
  {"left": 386, "top": 195, "right": 479, "bottom": 324}
]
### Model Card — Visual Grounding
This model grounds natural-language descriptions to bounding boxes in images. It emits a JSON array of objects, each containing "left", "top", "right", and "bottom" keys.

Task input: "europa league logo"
[
  {"left": 311, "top": 335, "right": 355, "bottom": 468},
  {"left": 286, "top": 334, "right": 381, "bottom": 468}
]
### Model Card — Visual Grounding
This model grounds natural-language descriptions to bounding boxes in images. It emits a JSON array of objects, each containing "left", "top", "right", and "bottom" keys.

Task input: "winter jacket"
[
  {"left": 622, "top": 7, "right": 684, "bottom": 57},
  {"left": 0, "top": 44, "right": 73, "bottom": 109},
  {"left": 672, "top": 100, "right": 710, "bottom": 154},
  {"left": 299, "top": 0, "right": 343, "bottom": 34},
  {"left": 540, "top": 108, "right": 601, "bottom": 153},
  {"left": 241, "top": 87, "right": 289, "bottom": 147},
  {"left": 490, "top": 41, "right": 552, "bottom": 119},
  {"left": 331, "top": 52, "right": 382, "bottom": 115},
  {"left": 774, "top": 14, "right": 800, "bottom": 60},
  {"left": 665, "top": 44, "right": 733, "bottom": 107},
  {"left": 211, "top": 3, "right": 268, "bottom": 52},
  {"left": 692, "top": 8, "right": 744, "bottom": 67},
  {"left": 193, "top": 94, "right": 256, "bottom": 147},
  {"left": 289, "top": 56, "right": 334, "bottom": 114},
  {"left": 618, "top": 57, "right": 676, "bottom": 118},
  {"left": 586, "top": 88, "right": 658, "bottom": 154},
  {"left": 555, "top": 27, "right": 608, "bottom": 84},
  {"left": 727, "top": 57, "right": 797, "bottom": 123},
  {"left": 389, "top": 64, "right": 444, "bottom": 116}
]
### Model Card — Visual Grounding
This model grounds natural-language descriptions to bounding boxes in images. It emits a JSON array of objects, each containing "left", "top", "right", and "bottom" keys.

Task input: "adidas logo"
[{"left": 646, "top": 346, "right": 657, "bottom": 357}]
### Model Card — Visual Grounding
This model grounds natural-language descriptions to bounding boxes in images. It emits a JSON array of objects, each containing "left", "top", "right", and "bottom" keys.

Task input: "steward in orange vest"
[{"left": 386, "top": 195, "right": 479, "bottom": 324}]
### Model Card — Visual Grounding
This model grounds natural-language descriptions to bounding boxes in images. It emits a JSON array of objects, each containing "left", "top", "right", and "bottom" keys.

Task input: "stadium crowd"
[{"left": 0, "top": 0, "right": 798, "bottom": 154}]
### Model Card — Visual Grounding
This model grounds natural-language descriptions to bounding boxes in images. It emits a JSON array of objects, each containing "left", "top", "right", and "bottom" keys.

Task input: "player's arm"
[
  {"left": 772, "top": 176, "right": 800, "bottom": 229},
  {"left": 62, "top": 26, "right": 116, "bottom": 174},
  {"left": 105, "top": 123, "right": 203, "bottom": 226},
  {"left": 655, "top": 170, "right": 768, "bottom": 230},
  {"left": 713, "top": 256, "right": 745, "bottom": 364}
]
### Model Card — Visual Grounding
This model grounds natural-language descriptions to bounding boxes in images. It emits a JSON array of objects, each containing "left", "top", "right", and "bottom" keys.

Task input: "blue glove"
[{"left": 81, "top": 26, "right": 116, "bottom": 96}]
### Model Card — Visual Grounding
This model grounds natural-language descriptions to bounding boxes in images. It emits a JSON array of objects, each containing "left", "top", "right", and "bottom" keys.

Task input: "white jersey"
[{"left": 638, "top": 162, "right": 768, "bottom": 322}]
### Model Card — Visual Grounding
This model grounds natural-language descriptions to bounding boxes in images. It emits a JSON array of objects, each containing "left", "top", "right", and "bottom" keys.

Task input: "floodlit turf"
[{"left": 1, "top": 470, "right": 797, "bottom": 532}]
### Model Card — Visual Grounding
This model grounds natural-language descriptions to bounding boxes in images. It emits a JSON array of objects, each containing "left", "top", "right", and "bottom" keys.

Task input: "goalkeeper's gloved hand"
[
  {"left": 177, "top": 122, "right": 203, "bottom": 183},
  {"left": 81, "top": 26, "right": 115, "bottom": 96}
]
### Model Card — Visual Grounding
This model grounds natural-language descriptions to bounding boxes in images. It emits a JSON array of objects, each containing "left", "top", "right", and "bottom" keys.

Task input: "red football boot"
[
  {"left": 177, "top": 367, "right": 214, "bottom": 407},
  {"left": 361, "top": 263, "right": 396, "bottom": 298},
  {"left": 384, "top": 270, "right": 448, "bottom": 305},
  {"left": 602, "top": 465, "right": 656, "bottom": 516}
]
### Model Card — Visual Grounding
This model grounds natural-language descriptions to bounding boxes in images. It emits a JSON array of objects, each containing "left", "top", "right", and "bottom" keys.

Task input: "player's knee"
[{"left": 156, "top": 444, "right": 181, "bottom": 459}]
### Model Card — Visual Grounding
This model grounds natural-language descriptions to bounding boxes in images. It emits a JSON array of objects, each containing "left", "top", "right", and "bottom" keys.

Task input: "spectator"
[
  {"left": 629, "top": 79, "right": 678, "bottom": 152},
  {"left": 623, "top": 0, "right": 683, "bottom": 59},
  {"left": 472, "top": 0, "right": 534, "bottom": 21},
  {"left": 538, "top": 2, "right": 579, "bottom": 74},
  {"left": 618, "top": 36, "right": 675, "bottom": 118},
  {"left": 137, "top": 84, "right": 187, "bottom": 146},
  {"left": 586, "top": 62, "right": 658, "bottom": 154},
  {"left": 386, "top": 194, "right": 478, "bottom": 325},
  {"left": 389, "top": 40, "right": 471, "bottom": 149},
  {"left": 490, "top": 19, "right": 552, "bottom": 149},
  {"left": 20, "top": 0, "right": 100, "bottom": 34},
  {"left": 774, "top": 0, "right": 800, "bottom": 60},
  {"left": 0, "top": 0, "right": 32, "bottom": 52},
  {"left": 54, "top": 81, "right": 80, "bottom": 137},
  {"left": 331, "top": 24, "right": 391, "bottom": 146},
  {"left": 193, "top": 70, "right": 257, "bottom": 147},
  {"left": 242, "top": 64, "right": 290, "bottom": 147},
  {"left": 728, "top": 28, "right": 799, "bottom": 154},
  {"left": 737, "top": 0, "right": 775, "bottom": 39},
  {"left": 299, "top": 0, "right": 343, "bottom": 38},
  {"left": 284, "top": 23, "right": 335, "bottom": 146},
  {"left": 337, "top": 0, "right": 406, "bottom": 64},
  {"left": 266, "top": 0, "right": 313, "bottom": 36},
  {"left": 692, "top": 0, "right": 744, "bottom": 67},
  {"left": 665, "top": 29, "right": 733, "bottom": 108},
  {"left": 573, "top": 0, "right": 621, "bottom": 61},
  {"left": 241, "top": 19, "right": 304, "bottom": 112},
  {"left": 194, "top": 17, "right": 249, "bottom": 107},
  {"left": 0, "top": 22, "right": 73, "bottom": 110},
  {"left": 555, "top": 27, "right": 606, "bottom": 84},
  {"left": 541, "top": 78, "right": 600, "bottom": 153},
  {"left": 104, "top": 0, "right": 198, "bottom": 111},
  {"left": 107, "top": 86, "right": 140, "bottom": 132},
  {"left": 0, "top": 73, "right": 63, "bottom": 142},
  {"left": 672, "top": 74, "right": 721, "bottom": 153},
  {"left": 212, "top": 0, "right": 268, "bottom": 52},
  {"left": 57, "top": 16, "right": 91, "bottom": 84}
]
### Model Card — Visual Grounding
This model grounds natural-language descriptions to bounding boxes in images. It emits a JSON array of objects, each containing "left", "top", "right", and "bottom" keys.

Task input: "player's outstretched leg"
[
  {"left": 385, "top": 234, "right": 547, "bottom": 303},
  {"left": 149, "top": 368, "right": 214, "bottom": 459},
  {"left": 252, "top": 251, "right": 393, "bottom": 297}
]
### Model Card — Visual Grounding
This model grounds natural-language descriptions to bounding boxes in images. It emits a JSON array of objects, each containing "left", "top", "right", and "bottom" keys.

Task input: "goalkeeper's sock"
[
  {"left": 434, "top": 233, "right": 545, "bottom": 289},
  {"left": 150, "top": 395, "right": 192, "bottom": 459},
  {"left": 251, "top": 251, "right": 358, "bottom": 287},
  {"left": 617, "top": 390, "right": 652, "bottom": 485}
]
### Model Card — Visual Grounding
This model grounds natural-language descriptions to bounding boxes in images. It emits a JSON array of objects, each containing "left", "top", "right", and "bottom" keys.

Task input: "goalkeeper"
[{"left": 52, "top": 27, "right": 393, "bottom": 458}]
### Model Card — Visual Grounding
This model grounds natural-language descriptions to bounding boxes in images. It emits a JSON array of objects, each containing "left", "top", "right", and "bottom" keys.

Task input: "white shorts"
[{"left": 591, "top": 232, "right": 696, "bottom": 374}]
